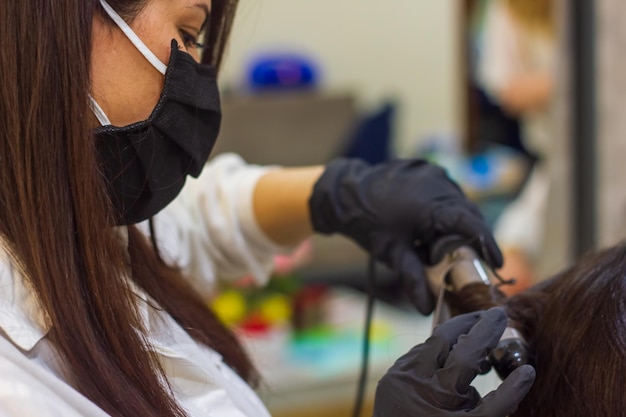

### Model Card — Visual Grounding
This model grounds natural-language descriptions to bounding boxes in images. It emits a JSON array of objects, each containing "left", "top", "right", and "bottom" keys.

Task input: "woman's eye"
[{"left": 180, "top": 30, "right": 204, "bottom": 50}]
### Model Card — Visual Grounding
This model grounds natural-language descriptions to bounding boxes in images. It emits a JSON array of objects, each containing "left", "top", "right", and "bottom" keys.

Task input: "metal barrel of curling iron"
[{"left": 425, "top": 235, "right": 533, "bottom": 380}]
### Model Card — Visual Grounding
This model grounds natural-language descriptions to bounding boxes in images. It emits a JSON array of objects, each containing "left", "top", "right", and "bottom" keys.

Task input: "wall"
[
  {"left": 533, "top": 0, "right": 572, "bottom": 278},
  {"left": 219, "top": 0, "right": 462, "bottom": 156},
  {"left": 596, "top": 0, "right": 626, "bottom": 247}
]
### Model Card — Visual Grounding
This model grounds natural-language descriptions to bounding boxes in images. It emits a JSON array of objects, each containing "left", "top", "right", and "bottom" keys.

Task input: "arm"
[
  {"left": 146, "top": 153, "right": 299, "bottom": 294},
  {"left": 252, "top": 166, "right": 324, "bottom": 247},
  {"left": 152, "top": 155, "right": 501, "bottom": 315}
]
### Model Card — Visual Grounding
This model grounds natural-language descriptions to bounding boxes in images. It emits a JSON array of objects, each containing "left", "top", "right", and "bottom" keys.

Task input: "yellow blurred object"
[
  {"left": 212, "top": 290, "right": 247, "bottom": 326},
  {"left": 258, "top": 294, "right": 292, "bottom": 324},
  {"left": 369, "top": 321, "right": 392, "bottom": 342}
]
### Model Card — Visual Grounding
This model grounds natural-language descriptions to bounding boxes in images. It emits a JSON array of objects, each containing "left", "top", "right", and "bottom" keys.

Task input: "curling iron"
[{"left": 425, "top": 235, "right": 533, "bottom": 380}]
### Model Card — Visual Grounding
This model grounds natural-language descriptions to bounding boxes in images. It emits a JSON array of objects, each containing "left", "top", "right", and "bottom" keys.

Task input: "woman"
[
  {"left": 0, "top": 0, "right": 521, "bottom": 416},
  {"left": 477, "top": 0, "right": 557, "bottom": 294}
]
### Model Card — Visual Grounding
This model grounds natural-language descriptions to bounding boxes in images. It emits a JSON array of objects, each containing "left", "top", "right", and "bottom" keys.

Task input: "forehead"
[
  {"left": 128, "top": 0, "right": 212, "bottom": 37},
  {"left": 142, "top": 0, "right": 211, "bottom": 14}
]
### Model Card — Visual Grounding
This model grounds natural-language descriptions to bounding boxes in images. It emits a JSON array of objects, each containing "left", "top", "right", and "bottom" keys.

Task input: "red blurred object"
[
  {"left": 239, "top": 314, "right": 271, "bottom": 336},
  {"left": 291, "top": 284, "right": 329, "bottom": 332}
]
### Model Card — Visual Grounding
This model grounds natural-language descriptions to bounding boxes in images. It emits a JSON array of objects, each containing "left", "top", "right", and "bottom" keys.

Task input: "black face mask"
[{"left": 94, "top": 40, "right": 221, "bottom": 225}]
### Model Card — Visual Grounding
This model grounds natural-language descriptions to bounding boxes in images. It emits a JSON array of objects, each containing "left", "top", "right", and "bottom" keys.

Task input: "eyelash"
[{"left": 180, "top": 30, "right": 205, "bottom": 49}]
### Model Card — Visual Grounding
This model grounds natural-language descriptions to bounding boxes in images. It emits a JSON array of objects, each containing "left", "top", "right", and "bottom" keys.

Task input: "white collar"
[
  {"left": 0, "top": 230, "right": 151, "bottom": 352},
  {"left": 0, "top": 241, "right": 50, "bottom": 351}
]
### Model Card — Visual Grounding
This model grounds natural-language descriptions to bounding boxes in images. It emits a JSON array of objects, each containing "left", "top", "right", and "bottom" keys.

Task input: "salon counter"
[{"left": 239, "top": 286, "right": 500, "bottom": 417}]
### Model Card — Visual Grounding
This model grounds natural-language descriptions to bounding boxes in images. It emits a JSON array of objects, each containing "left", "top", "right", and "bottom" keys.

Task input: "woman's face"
[{"left": 91, "top": 0, "right": 211, "bottom": 127}]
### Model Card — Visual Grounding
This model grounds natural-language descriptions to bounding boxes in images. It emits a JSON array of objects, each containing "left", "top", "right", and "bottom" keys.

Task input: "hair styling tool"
[{"left": 425, "top": 235, "right": 533, "bottom": 380}]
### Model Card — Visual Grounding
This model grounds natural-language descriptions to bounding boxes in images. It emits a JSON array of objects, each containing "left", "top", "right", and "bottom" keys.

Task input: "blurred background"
[{"left": 206, "top": 0, "right": 616, "bottom": 415}]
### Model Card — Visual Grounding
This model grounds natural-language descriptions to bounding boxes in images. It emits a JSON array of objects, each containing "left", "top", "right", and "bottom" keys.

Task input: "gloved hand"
[
  {"left": 373, "top": 308, "right": 536, "bottom": 417},
  {"left": 309, "top": 158, "right": 502, "bottom": 314}
]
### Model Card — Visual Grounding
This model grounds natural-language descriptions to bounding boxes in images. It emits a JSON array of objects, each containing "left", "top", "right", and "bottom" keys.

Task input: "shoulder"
[
  {"left": 0, "top": 241, "right": 50, "bottom": 351},
  {"left": 0, "top": 336, "right": 106, "bottom": 417},
  {"left": 0, "top": 360, "right": 70, "bottom": 417}
]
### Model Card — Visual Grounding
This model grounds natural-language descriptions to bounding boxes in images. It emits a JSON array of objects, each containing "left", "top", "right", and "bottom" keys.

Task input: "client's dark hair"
[
  {"left": 507, "top": 244, "right": 626, "bottom": 417},
  {"left": 447, "top": 244, "right": 626, "bottom": 417}
]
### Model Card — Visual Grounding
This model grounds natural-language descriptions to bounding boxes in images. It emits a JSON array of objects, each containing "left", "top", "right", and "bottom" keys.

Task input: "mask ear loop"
[
  {"left": 98, "top": 0, "right": 167, "bottom": 75},
  {"left": 89, "top": 95, "right": 111, "bottom": 126}
]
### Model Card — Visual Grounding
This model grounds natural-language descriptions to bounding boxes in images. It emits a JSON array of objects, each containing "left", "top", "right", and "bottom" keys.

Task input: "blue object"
[
  {"left": 470, "top": 154, "right": 490, "bottom": 176},
  {"left": 247, "top": 54, "right": 319, "bottom": 91}
]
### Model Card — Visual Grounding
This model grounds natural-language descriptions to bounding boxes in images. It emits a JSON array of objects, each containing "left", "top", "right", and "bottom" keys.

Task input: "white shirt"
[{"left": 0, "top": 153, "right": 290, "bottom": 416}]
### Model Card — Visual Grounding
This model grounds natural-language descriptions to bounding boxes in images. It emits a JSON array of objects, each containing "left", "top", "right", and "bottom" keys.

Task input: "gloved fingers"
[
  {"left": 433, "top": 209, "right": 504, "bottom": 268},
  {"left": 415, "top": 161, "right": 469, "bottom": 196},
  {"left": 404, "top": 270, "right": 436, "bottom": 316},
  {"left": 372, "top": 237, "right": 435, "bottom": 315},
  {"left": 433, "top": 207, "right": 489, "bottom": 241},
  {"left": 436, "top": 308, "right": 507, "bottom": 394},
  {"left": 478, "top": 358, "right": 492, "bottom": 375},
  {"left": 410, "top": 311, "right": 483, "bottom": 376},
  {"left": 396, "top": 249, "right": 436, "bottom": 315},
  {"left": 455, "top": 197, "right": 485, "bottom": 221},
  {"left": 470, "top": 364, "right": 536, "bottom": 417},
  {"left": 472, "top": 231, "right": 504, "bottom": 269}
]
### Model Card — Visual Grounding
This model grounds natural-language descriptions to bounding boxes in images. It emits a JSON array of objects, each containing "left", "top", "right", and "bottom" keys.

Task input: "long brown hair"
[
  {"left": 0, "top": 1, "right": 252, "bottom": 417},
  {"left": 447, "top": 245, "right": 626, "bottom": 416},
  {"left": 506, "top": 245, "right": 626, "bottom": 417}
]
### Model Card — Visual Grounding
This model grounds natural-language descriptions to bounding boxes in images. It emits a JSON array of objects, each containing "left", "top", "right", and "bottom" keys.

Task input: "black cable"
[
  {"left": 352, "top": 255, "right": 377, "bottom": 417},
  {"left": 148, "top": 217, "right": 166, "bottom": 264}
]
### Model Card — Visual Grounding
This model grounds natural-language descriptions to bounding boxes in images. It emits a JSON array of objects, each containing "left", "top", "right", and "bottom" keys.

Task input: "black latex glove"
[
  {"left": 309, "top": 158, "right": 502, "bottom": 314},
  {"left": 373, "top": 308, "right": 536, "bottom": 417}
]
